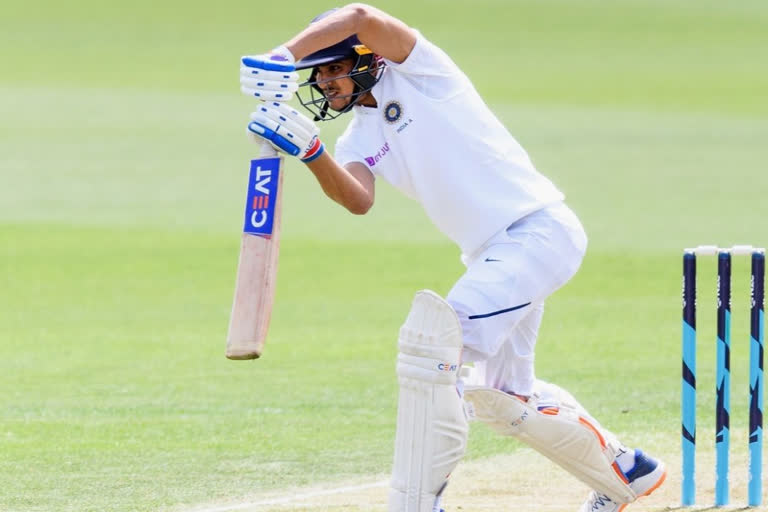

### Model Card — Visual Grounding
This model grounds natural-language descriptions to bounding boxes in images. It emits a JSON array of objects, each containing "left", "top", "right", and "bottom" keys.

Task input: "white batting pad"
[
  {"left": 463, "top": 386, "right": 636, "bottom": 504},
  {"left": 389, "top": 290, "right": 469, "bottom": 512}
]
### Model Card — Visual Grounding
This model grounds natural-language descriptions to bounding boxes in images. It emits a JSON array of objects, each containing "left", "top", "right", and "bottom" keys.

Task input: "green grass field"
[{"left": 2, "top": 1, "right": 767, "bottom": 510}]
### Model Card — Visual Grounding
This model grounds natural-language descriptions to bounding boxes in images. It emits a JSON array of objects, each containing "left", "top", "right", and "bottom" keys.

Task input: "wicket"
[{"left": 681, "top": 245, "right": 765, "bottom": 507}]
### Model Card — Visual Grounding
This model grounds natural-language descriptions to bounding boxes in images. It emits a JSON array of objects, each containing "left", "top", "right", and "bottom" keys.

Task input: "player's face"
[{"left": 314, "top": 59, "right": 357, "bottom": 111}]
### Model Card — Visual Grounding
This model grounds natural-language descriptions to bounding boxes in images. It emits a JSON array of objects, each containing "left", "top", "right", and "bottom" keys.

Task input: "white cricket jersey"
[{"left": 334, "top": 33, "right": 564, "bottom": 255}]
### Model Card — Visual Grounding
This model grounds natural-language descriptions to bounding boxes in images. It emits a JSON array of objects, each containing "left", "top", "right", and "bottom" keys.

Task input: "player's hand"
[
  {"left": 247, "top": 102, "right": 325, "bottom": 163},
  {"left": 240, "top": 47, "right": 299, "bottom": 102}
]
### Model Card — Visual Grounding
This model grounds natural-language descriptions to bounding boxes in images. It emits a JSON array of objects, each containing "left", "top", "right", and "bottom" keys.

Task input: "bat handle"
[{"left": 260, "top": 140, "right": 278, "bottom": 158}]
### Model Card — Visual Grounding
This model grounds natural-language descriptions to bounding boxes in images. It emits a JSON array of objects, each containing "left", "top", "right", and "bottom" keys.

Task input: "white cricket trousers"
[{"left": 447, "top": 201, "right": 587, "bottom": 396}]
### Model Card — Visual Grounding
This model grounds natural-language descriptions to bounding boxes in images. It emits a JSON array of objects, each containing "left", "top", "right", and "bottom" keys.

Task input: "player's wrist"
[{"left": 300, "top": 137, "right": 325, "bottom": 163}]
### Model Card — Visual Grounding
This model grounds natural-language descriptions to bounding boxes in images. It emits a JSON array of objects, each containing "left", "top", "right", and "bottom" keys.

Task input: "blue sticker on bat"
[{"left": 243, "top": 157, "right": 280, "bottom": 236}]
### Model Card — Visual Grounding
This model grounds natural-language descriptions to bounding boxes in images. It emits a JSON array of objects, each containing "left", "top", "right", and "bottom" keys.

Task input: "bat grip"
[{"left": 260, "top": 140, "right": 278, "bottom": 158}]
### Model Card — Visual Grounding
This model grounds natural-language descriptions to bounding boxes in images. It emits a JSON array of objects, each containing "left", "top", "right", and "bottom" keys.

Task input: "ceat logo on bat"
[
  {"left": 437, "top": 362, "right": 457, "bottom": 372},
  {"left": 243, "top": 157, "right": 280, "bottom": 237}
]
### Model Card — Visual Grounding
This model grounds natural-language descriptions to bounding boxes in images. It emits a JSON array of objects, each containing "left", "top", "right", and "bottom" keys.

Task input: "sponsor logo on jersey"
[{"left": 365, "top": 141, "right": 390, "bottom": 167}]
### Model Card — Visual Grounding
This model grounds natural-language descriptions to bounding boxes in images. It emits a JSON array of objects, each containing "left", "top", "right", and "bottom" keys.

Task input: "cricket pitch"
[{"left": 182, "top": 448, "right": 768, "bottom": 512}]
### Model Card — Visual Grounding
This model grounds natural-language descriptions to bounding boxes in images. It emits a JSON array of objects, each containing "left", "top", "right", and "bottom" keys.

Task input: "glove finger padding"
[
  {"left": 241, "top": 52, "right": 295, "bottom": 72},
  {"left": 252, "top": 102, "right": 317, "bottom": 142},
  {"left": 247, "top": 102, "right": 324, "bottom": 162},
  {"left": 240, "top": 87, "right": 295, "bottom": 102},
  {"left": 240, "top": 74, "right": 298, "bottom": 102},
  {"left": 266, "top": 102, "right": 318, "bottom": 132},
  {"left": 240, "top": 49, "right": 297, "bottom": 101},
  {"left": 248, "top": 115, "right": 304, "bottom": 156},
  {"left": 240, "top": 77, "right": 299, "bottom": 93},
  {"left": 239, "top": 66, "right": 299, "bottom": 82}
]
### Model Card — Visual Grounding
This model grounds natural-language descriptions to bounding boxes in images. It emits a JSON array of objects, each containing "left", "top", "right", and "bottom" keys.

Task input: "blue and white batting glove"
[
  {"left": 240, "top": 46, "right": 299, "bottom": 102},
  {"left": 247, "top": 102, "right": 325, "bottom": 163}
]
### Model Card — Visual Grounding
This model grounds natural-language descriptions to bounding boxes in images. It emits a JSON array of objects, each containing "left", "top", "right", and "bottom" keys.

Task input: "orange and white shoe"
[{"left": 578, "top": 450, "right": 667, "bottom": 512}]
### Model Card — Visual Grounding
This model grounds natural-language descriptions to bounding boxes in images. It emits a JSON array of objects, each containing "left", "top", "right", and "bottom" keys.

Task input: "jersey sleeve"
[
  {"left": 383, "top": 33, "right": 470, "bottom": 99},
  {"left": 334, "top": 122, "right": 375, "bottom": 173}
]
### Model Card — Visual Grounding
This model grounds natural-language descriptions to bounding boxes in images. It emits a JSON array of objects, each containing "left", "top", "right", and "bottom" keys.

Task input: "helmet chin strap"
[{"left": 314, "top": 100, "right": 329, "bottom": 122}]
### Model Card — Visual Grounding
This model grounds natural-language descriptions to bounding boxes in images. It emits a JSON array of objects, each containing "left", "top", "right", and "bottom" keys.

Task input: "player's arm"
[
  {"left": 239, "top": 4, "right": 415, "bottom": 102},
  {"left": 305, "top": 153, "right": 375, "bottom": 215},
  {"left": 246, "top": 102, "right": 374, "bottom": 215},
  {"left": 284, "top": 4, "right": 417, "bottom": 64}
]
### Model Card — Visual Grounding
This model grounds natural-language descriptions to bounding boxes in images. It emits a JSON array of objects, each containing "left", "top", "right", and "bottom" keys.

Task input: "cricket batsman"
[{"left": 239, "top": 4, "right": 667, "bottom": 511}]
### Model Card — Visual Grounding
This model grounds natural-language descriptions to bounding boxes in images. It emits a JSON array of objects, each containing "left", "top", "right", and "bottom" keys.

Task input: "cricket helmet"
[{"left": 295, "top": 8, "right": 385, "bottom": 121}]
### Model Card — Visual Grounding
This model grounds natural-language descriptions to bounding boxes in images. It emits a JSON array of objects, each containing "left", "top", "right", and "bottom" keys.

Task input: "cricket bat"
[{"left": 226, "top": 142, "right": 284, "bottom": 360}]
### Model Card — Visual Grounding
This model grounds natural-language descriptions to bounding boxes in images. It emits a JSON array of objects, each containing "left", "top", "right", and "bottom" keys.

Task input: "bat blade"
[{"left": 226, "top": 148, "right": 284, "bottom": 360}]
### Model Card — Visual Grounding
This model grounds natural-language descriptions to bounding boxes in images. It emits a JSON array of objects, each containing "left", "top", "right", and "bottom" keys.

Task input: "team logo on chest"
[{"left": 384, "top": 101, "right": 403, "bottom": 124}]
